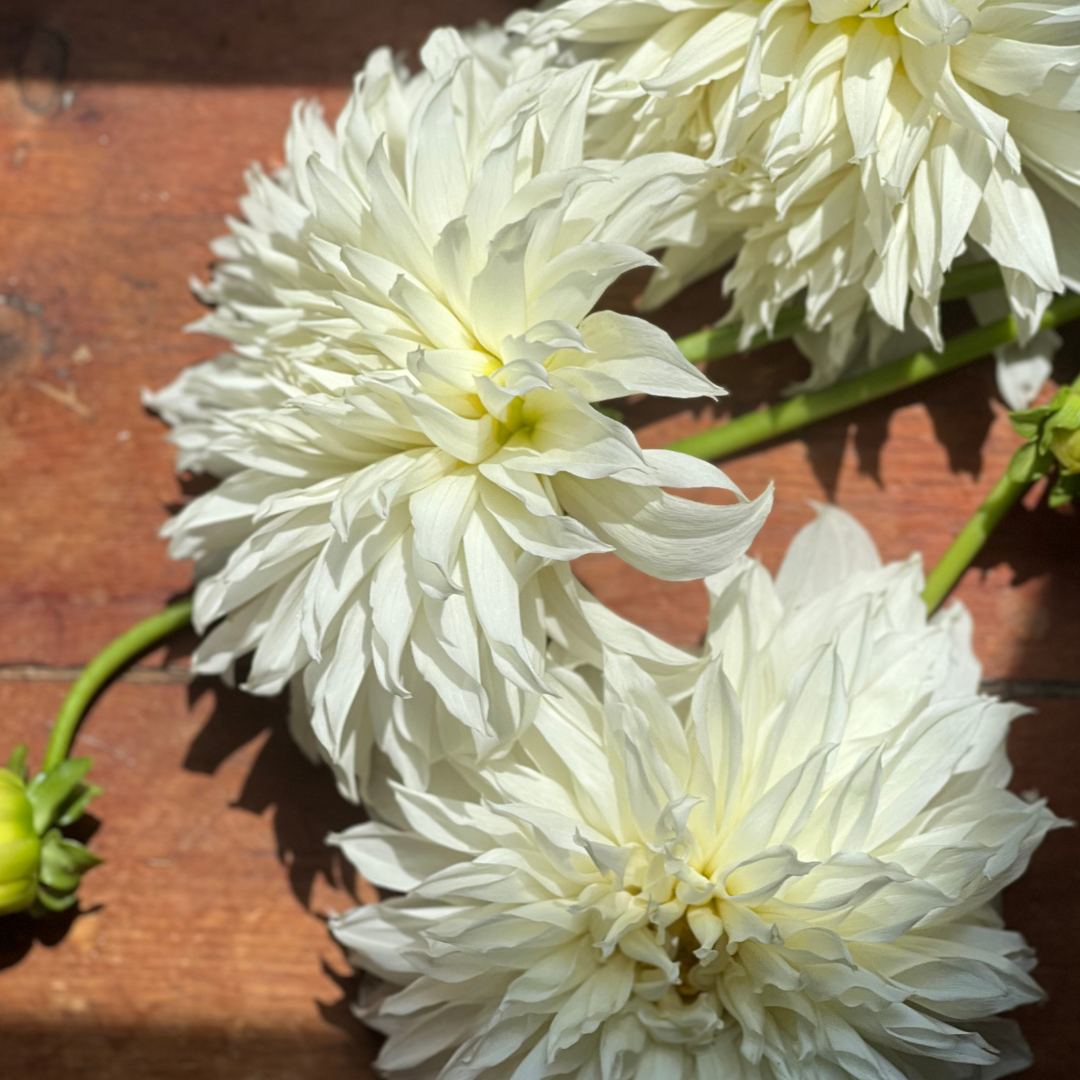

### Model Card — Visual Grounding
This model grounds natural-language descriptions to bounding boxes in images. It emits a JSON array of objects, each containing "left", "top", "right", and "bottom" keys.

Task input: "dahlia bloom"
[
  {"left": 514, "top": 0, "right": 1080, "bottom": 404},
  {"left": 332, "top": 506, "right": 1060, "bottom": 1079},
  {"left": 148, "top": 29, "right": 770, "bottom": 788}
]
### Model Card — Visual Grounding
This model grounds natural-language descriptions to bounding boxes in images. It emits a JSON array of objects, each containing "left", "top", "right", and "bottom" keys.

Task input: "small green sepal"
[
  {"left": 1051, "top": 425, "right": 1080, "bottom": 476},
  {"left": 6, "top": 744, "right": 29, "bottom": 780},
  {"left": 26, "top": 756, "right": 94, "bottom": 835},
  {"left": 1008, "top": 379, "right": 1080, "bottom": 508}
]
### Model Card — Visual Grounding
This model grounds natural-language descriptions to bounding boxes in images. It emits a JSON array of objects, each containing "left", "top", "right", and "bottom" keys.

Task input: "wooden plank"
[
  {"left": 0, "top": 0, "right": 1078, "bottom": 1073},
  {"left": 1003, "top": 698, "right": 1080, "bottom": 1078},
  {"left": 2, "top": 67, "right": 1077, "bottom": 673},
  {"left": 579, "top": 347, "right": 1080, "bottom": 678},
  {"left": 0, "top": 682, "right": 1074, "bottom": 1076},
  {"left": 0, "top": 680, "right": 377, "bottom": 1077}
]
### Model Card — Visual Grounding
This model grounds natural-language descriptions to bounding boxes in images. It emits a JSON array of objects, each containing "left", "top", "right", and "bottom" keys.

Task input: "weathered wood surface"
[
  {"left": 0, "top": 681, "right": 380, "bottom": 1077},
  {"left": 0, "top": 1, "right": 1077, "bottom": 1076}
]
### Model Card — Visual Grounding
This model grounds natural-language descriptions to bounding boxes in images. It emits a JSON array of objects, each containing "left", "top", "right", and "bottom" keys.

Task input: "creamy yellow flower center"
[{"left": 493, "top": 395, "right": 531, "bottom": 444}]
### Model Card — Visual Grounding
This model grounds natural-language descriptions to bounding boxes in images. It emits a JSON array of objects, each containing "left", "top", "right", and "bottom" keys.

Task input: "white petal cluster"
[
  {"left": 515, "top": 0, "right": 1080, "bottom": 400},
  {"left": 147, "top": 28, "right": 771, "bottom": 793},
  {"left": 332, "top": 507, "right": 1059, "bottom": 1080}
]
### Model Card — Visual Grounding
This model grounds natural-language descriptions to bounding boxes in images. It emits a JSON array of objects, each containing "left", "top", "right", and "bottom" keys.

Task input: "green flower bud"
[
  {"left": 1009, "top": 380, "right": 1080, "bottom": 507},
  {"left": 0, "top": 767, "right": 41, "bottom": 915},
  {"left": 1051, "top": 417, "right": 1080, "bottom": 475},
  {"left": 0, "top": 746, "right": 101, "bottom": 918}
]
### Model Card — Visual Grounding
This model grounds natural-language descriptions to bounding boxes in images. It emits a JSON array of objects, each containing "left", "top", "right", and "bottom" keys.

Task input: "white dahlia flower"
[
  {"left": 331, "top": 506, "right": 1060, "bottom": 1080},
  {"left": 514, "top": 0, "right": 1080, "bottom": 404},
  {"left": 147, "top": 28, "right": 771, "bottom": 790}
]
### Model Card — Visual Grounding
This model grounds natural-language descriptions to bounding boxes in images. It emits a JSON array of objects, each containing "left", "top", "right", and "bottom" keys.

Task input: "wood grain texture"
[
  {"left": 0, "top": 682, "right": 1075, "bottom": 1078},
  {"left": 0, "top": 681, "right": 377, "bottom": 1077},
  {"left": 0, "top": 0, "right": 1078, "bottom": 1076}
]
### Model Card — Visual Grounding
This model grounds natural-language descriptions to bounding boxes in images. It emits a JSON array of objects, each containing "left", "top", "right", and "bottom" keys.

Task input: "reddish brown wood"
[
  {"left": 0, "top": 681, "right": 1074, "bottom": 1077},
  {"left": 1, "top": 71, "right": 1077, "bottom": 672},
  {"left": 1005, "top": 700, "right": 1080, "bottom": 1077},
  {"left": 0, "top": 1, "right": 1077, "bottom": 1075},
  {"left": 0, "top": 681, "right": 377, "bottom": 1077}
]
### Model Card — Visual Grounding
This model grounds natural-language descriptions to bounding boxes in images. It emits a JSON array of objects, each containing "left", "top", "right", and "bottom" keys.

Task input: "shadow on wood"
[
  {"left": 183, "top": 677, "right": 363, "bottom": 909},
  {"left": 0, "top": 904, "right": 84, "bottom": 972},
  {"left": 0, "top": 1019, "right": 381, "bottom": 1079},
  {"left": 0, "top": 0, "right": 522, "bottom": 90},
  {"left": 608, "top": 268, "right": 1008, "bottom": 498}
]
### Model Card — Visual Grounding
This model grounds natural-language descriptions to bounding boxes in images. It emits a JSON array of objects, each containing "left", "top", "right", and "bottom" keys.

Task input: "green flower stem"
[
  {"left": 677, "top": 302, "right": 808, "bottom": 366},
  {"left": 675, "top": 259, "right": 1006, "bottom": 366},
  {"left": 923, "top": 372, "right": 1080, "bottom": 613},
  {"left": 42, "top": 598, "right": 193, "bottom": 773},
  {"left": 921, "top": 473, "right": 1030, "bottom": 615},
  {"left": 669, "top": 292, "right": 1080, "bottom": 462}
]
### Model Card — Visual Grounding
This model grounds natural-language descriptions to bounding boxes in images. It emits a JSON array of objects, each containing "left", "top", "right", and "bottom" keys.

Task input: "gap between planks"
[
  {"left": 0, "top": 667, "right": 1078, "bottom": 699},
  {"left": 980, "top": 680, "right": 1080, "bottom": 700},
  {"left": 0, "top": 664, "right": 191, "bottom": 685}
]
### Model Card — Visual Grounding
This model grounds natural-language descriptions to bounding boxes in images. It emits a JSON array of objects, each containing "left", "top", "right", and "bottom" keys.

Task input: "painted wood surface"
[{"left": 1, "top": 2, "right": 1077, "bottom": 1075}]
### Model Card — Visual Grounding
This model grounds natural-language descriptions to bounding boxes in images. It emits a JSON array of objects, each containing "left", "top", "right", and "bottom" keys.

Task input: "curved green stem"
[
  {"left": 922, "top": 474, "right": 1030, "bottom": 614},
  {"left": 42, "top": 598, "right": 193, "bottom": 772},
  {"left": 675, "top": 260, "right": 1006, "bottom": 366},
  {"left": 669, "top": 292, "right": 1080, "bottom": 462}
]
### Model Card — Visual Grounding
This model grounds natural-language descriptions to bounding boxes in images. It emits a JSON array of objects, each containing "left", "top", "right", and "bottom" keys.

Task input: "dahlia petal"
[{"left": 553, "top": 474, "right": 773, "bottom": 580}]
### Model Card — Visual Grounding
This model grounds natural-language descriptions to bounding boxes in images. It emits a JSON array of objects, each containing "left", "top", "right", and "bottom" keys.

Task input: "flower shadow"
[
  {"left": 972, "top": 492, "right": 1080, "bottom": 683},
  {"left": 976, "top": 345, "right": 1080, "bottom": 681},
  {"left": 182, "top": 676, "right": 362, "bottom": 909},
  {"left": 316, "top": 959, "right": 376, "bottom": 1052},
  {"left": 179, "top": 678, "right": 378, "bottom": 1056}
]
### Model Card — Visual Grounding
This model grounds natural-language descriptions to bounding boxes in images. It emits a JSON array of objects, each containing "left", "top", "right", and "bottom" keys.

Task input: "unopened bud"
[
  {"left": 0, "top": 766, "right": 41, "bottom": 915},
  {"left": 1009, "top": 380, "right": 1080, "bottom": 507},
  {"left": 1051, "top": 422, "right": 1080, "bottom": 475},
  {"left": 0, "top": 747, "right": 101, "bottom": 918}
]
